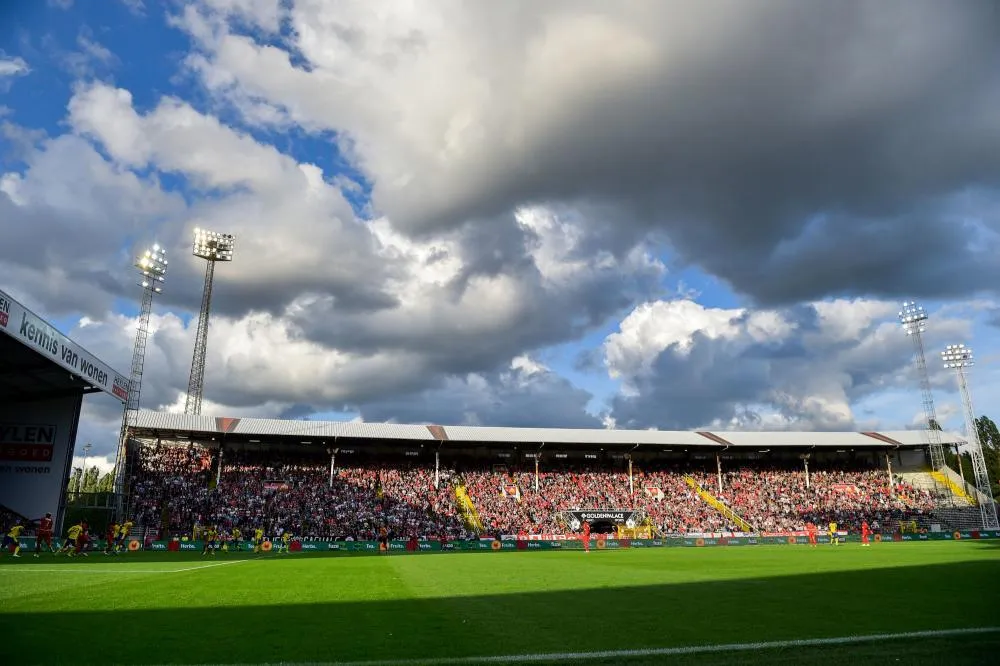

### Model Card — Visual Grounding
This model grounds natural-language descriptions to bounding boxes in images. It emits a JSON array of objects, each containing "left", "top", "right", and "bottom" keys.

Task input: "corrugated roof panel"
[
  {"left": 715, "top": 431, "right": 877, "bottom": 448},
  {"left": 132, "top": 411, "right": 217, "bottom": 433},
  {"left": 878, "top": 430, "right": 966, "bottom": 446},
  {"left": 128, "top": 412, "right": 958, "bottom": 449},
  {"left": 440, "top": 426, "right": 714, "bottom": 446},
  {"left": 227, "top": 419, "right": 434, "bottom": 440}
]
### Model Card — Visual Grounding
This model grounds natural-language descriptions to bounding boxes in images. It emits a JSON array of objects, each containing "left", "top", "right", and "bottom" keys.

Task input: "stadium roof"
[
  {"left": 129, "top": 411, "right": 964, "bottom": 450},
  {"left": 0, "top": 288, "right": 128, "bottom": 404}
]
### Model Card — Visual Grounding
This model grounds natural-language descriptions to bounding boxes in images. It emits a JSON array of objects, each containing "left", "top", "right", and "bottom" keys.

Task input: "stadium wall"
[
  {"left": 12, "top": 530, "right": 999, "bottom": 555},
  {"left": 0, "top": 394, "right": 82, "bottom": 529}
]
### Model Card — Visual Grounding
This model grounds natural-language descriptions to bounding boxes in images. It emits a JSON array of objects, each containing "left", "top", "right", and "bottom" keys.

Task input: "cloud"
[
  {"left": 604, "top": 298, "right": 973, "bottom": 431},
  {"left": 356, "top": 356, "right": 601, "bottom": 428},
  {"left": 59, "top": 30, "right": 119, "bottom": 78},
  {"left": 0, "top": 132, "right": 186, "bottom": 317},
  {"left": 120, "top": 0, "right": 146, "bottom": 16},
  {"left": 171, "top": 0, "right": 1000, "bottom": 305},
  {"left": 65, "top": 313, "right": 599, "bottom": 462},
  {"left": 0, "top": 55, "right": 30, "bottom": 91}
]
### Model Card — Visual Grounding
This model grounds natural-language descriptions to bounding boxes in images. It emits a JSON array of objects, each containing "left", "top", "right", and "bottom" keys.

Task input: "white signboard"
[
  {"left": 0, "top": 396, "right": 78, "bottom": 522},
  {"left": 0, "top": 288, "right": 128, "bottom": 402}
]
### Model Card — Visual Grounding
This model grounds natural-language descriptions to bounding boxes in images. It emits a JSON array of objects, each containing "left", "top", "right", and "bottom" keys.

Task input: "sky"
[{"left": 1, "top": 0, "right": 999, "bottom": 472}]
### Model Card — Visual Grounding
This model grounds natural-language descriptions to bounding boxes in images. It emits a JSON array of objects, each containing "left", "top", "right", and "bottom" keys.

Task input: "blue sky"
[{"left": 2, "top": 1, "right": 999, "bottom": 466}]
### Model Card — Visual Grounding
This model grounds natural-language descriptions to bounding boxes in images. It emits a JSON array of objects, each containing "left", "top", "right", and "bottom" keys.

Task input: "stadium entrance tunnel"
[{"left": 589, "top": 520, "right": 617, "bottom": 534}]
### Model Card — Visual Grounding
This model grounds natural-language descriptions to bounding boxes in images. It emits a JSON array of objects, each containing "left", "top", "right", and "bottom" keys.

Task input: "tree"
[
  {"left": 98, "top": 472, "right": 115, "bottom": 493},
  {"left": 974, "top": 416, "right": 1000, "bottom": 500},
  {"left": 67, "top": 467, "right": 82, "bottom": 496},
  {"left": 81, "top": 466, "right": 100, "bottom": 494},
  {"left": 976, "top": 416, "right": 1000, "bottom": 449},
  {"left": 929, "top": 418, "right": 942, "bottom": 431}
]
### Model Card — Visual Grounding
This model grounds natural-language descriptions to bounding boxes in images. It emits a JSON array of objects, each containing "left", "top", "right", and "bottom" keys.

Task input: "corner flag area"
[{"left": 2, "top": 543, "right": 998, "bottom": 665}]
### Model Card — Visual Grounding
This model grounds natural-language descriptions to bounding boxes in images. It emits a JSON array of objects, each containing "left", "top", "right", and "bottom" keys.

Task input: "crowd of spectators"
[
  {"left": 128, "top": 444, "right": 938, "bottom": 538},
  {"left": 129, "top": 445, "right": 470, "bottom": 540},
  {"left": 691, "top": 466, "right": 936, "bottom": 532},
  {"left": 130, "top": 443, "right": 213, "bottom": 533}
]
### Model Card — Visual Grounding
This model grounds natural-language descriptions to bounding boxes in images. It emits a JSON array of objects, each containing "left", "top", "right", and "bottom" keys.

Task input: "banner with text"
[
  {"left": 565, "top": 509, "right": 639, "bottom": 530},
  {"left": 0, "top": 288, "right": 128, "bottom": 402},
  {"left": 0, "top": 395, "right": 80, "bottom": 522}
]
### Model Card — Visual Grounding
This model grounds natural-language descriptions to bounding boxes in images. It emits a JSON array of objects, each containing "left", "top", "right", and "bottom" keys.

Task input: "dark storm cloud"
[
  {"left": 356, "top": 365, "right": 601, "bottom": 429},
  {"left": 281, "top": 215, "right": 662, "bottom": 379},
  {"left": 359, "top": 1, "right": 1000, "bottom": 306},
  {"left": 0, "top": 134, "right": 185, "bottom": 318}
]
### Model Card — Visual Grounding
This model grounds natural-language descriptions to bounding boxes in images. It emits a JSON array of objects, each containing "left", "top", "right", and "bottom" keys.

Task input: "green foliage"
[
  {"left": 928, "top": 418, "right": 943, "bottom": 431},
  {"left": 973, "top": 416, "right": 1000, "bottom": 499}
]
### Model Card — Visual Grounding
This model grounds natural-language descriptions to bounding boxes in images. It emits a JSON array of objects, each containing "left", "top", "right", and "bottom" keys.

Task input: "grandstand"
[{"left": 122, "top": 412, "right": 985, "bottom": 541}]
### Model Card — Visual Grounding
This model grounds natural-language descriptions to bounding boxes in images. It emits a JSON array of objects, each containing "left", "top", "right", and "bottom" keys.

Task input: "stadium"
[
  {"left": 3, "top": 2, "right": 1000, "bottom": 665},
  {"left": 1, "top": 167, "right": 999, "bottom": 666}
]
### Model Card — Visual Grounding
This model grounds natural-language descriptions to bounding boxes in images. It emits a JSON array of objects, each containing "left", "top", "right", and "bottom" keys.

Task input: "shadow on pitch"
[{"left": 2, "top": 559, "right": 998, "bottom": 665}]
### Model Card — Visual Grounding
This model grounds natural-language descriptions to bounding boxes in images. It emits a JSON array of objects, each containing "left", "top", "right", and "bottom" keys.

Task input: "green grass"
[{"left": 1, "top": 542, "right": 998, "bottom": 665}]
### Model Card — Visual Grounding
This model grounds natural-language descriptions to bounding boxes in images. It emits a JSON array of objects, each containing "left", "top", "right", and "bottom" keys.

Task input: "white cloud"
[
  {"left": 0, "top": 55, "right": 29, "bottom": 82},
  {"left": 605, "top": 298, "right": 974, "bottom": 431}
]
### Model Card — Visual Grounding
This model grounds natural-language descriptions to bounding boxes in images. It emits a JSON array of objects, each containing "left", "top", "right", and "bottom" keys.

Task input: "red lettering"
[{"left": 0, "top": 443, "right": 54, "bottom": 462}]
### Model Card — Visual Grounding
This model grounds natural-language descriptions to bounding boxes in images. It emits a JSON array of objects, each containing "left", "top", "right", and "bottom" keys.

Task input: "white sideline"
[
  {"left": 0, "top": 559, "right": 252, "bottom": 574},
  {"left": 192, "top": 627, "right": 1000, "bottom": 666}
]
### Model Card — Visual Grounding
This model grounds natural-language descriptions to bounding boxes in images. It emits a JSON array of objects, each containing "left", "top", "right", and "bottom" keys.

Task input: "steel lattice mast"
[
  {"left": 184, "top": 228, "right": 234, "bottom": 415},
  {"left": 941, "top": 344, "right": 999, "bottom": 530},
  {"left": 898, "top": 302, "right": 948, "bottom": 474},
  {"left": 114, "top": 245, "right": 168, "bottom": 519}
]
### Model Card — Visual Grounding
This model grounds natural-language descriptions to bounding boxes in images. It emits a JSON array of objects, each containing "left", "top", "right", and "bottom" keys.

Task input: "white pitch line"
[
  {"left": 0, "top": 559, "right": 253, "bottom": 574},
  {"left": 183, "top": 626, "right": 1000, "bottom": 666}
]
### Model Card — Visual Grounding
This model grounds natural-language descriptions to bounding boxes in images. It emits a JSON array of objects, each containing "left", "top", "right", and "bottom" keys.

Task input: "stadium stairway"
[
  {"left": 454, "top": 484, "right": 484, "bottom": 532},
  {"left": 932, "top": 506, "right": 994, "bottom": 530},
  {"left": 682, "top": 476, "right": 755, "bottom": 532},
  {"left": 929, "top": 469, "right": 976, "bottom": 506},
  {"left": 899, "top": 469, "right": 973, "bottom": 508}
]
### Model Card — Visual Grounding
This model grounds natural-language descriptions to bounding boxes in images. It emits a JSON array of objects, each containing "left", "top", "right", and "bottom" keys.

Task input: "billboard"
[
  {"left": 0, "top": 394, "right": 81, "bottom": 523},
  {"left": 0, "top": 288, "right": 128, "bottom": 402}
]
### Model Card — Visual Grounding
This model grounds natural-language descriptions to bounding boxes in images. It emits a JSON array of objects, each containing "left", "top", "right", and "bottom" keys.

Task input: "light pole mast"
[
  {"left": 114, "top": 244, "right": 168, "bottom": 520},
  {"left": 184, "top": 228, "right": 235, "bottom": 416},
  {"left": 941, "top": 344, "right": 999, "bottom": 530},
  {"left": 898, "top": 302, "right": 947, "bottom": 473}
]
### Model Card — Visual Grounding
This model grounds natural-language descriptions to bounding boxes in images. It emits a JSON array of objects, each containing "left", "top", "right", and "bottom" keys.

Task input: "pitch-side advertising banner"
[
  {"left": 565, "top": 509, "right": 639, "bottom": 530},
  {"left": 0, "top": 288, "right": 128, "bottom": 402},
  {"left": 0, "top": 395, "right": 79, "bottom": 520}
]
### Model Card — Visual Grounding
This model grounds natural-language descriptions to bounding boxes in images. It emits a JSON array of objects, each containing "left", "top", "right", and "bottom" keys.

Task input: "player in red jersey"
[
  {"left": 581, "top": 521, "right": 591, "bottom": 553},
  {"left": 861, "top": 520, "right": 872, "bottom": 547},
  {"left": 806, "top": 522, "right": 818, "bottom": 548},
  {"left": 34, "top": 513, "right": 55, "bottom": 557},
  {"left": 72, "top": 521, "right": 90, "bottom": 557}
]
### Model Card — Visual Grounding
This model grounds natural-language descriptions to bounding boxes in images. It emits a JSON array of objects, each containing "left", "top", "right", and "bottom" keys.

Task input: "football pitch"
[{"left": 2, "top": 542, "right": 998, "bottom": 665}]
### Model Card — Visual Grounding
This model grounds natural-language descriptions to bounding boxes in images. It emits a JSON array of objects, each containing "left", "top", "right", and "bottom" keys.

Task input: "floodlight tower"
[
  {"left": 898, "top": 302, "right": 948, "bottom": 474},
  {"left": 114, "top": 244, "right": 168, "bottom": 516},
  {"left": 184, "top": 228, "right": 235, "bottom": 415},
  {"left": 941, "top": 344, "right": 999, "bottom": 530}
]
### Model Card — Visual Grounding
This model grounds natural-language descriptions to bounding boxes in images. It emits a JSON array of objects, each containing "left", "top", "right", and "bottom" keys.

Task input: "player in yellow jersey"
[
  {"left": 3, "top": 522, "right": 24, "bottom": 557},
  {"left": 231, "top": 527, "right": 242, "bottom": 552},
  {"left": 116, "top": 521, "right": 134, "bottom": 553},
  {"left": 202, "top": 526, "right": 218, "bottom": 556},
  {"left": 57, "top": 523, "right": 84, "bottom": 555},
  {"left": 280, "top": 531, "right": 292, "bottom": 553},
  {"left": 253, "top": 528, "right": 264, "bottom": 553},
  {"left": 828, "top": 521, "right": 838, "bottom": 545}
]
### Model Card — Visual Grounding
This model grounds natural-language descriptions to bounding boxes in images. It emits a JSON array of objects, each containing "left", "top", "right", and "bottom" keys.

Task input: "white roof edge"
[{"left": 129, "top": 412, "right": 959, "bottom": 448}]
